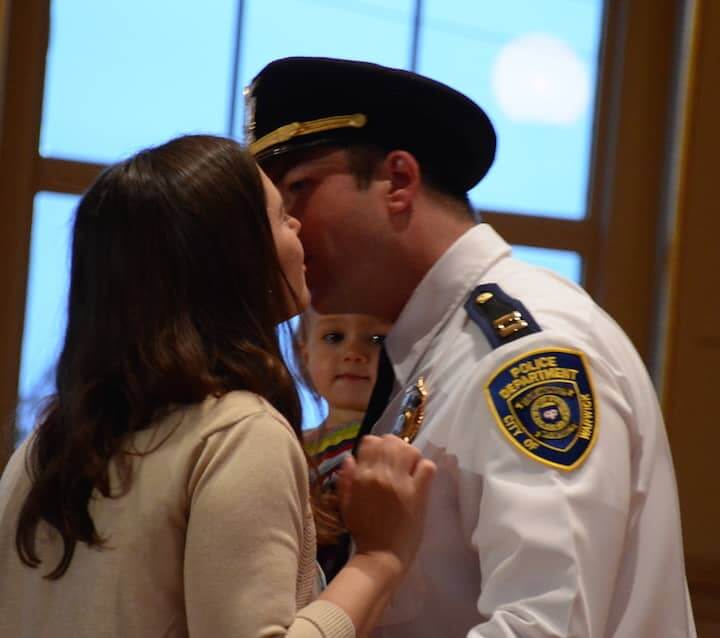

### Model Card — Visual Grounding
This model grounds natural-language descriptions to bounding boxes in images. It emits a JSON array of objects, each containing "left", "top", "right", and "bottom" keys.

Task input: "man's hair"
[
  {"left": 343, "top": 144, "right": 475, "bottom": 219},
  {"left": 260, "top": 142, "right": 475, "bottom": 219}
]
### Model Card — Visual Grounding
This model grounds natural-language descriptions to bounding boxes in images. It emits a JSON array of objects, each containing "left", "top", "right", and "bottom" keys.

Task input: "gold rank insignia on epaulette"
[
  {"left": 464, "top": 283, "right": 541, "bottom": 348},
  {"left": 485, "top": 348, "right": 598, "bottom": 471},
  {"left": 391, "top": 377, "right": 427, "bottom": 443}
]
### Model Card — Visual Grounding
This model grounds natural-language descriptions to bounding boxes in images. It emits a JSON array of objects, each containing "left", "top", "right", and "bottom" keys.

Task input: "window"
[
  {"left": 7, "top": 0, "right": 607, "bottom": 438},
  {"left": 17, "top": 193, "right": 77, "bottom": 435},
  {"left": 9, "top": 2, "right": 716, "bottom": 625},
  {"left": 41, "top": 0, "right": 238, "bottom": 163},
  {"left": 420, "top": 0, "right": 603, "bottom": 219}
]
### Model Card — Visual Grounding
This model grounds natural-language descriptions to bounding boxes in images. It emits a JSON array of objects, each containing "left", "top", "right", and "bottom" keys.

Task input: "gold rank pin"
[
  {"left": 465, "top": 284, "right": 541, "bottom": 348},
  {"left": 476, "top": 291, "right": 528, "bottom": 338},
  {"left": 391, "top": 377, "right": 428, "bottom": 443}
]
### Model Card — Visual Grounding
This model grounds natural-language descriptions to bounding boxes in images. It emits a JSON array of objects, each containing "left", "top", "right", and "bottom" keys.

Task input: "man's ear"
[{"left": 383, "top": 150, "right": 420, "bottom": 214}]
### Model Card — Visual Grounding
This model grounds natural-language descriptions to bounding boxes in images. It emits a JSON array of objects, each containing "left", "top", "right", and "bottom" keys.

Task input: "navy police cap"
[{"left": 245, "top": 57, "right": 497, "bottom": 194}]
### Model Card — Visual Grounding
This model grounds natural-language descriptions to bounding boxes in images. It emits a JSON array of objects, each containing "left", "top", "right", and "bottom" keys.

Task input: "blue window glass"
[
  {"left": 419, "top": 0, "right": 604, "bottom": 219},
  {"left": 232, "top": 0, "right": 415, "bottom": 138},
  {"left": 512, "top": 245, "right": 582, "bottom": 283},
  {"left": 40, "top": 0, "right": 238, "bottom": 163},
  {"left": 17, "top": 193, "right": 78, "bottom": 438},
  {"left": 22, "top": 2, "right": 603, "bottom": 440}
]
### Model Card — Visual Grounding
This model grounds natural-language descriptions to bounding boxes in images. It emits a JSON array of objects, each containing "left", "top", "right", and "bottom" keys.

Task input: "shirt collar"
[{"left": 385, "top": 223, "right": 511, "bottom": 384}]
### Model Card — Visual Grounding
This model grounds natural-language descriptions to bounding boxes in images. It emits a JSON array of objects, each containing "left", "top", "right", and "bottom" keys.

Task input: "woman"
[{"left": 0, "top": 135, "right": 435, "bottom": 637}]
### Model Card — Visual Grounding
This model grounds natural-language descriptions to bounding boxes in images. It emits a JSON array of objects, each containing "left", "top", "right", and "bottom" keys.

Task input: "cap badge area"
[
  {"left": 243, "top": 82, "right": 257, "bottom": 144},
  {"left": 391, "top": 377, "right": 427, "bottom": 443},
  {"left": 249, "top": 113, "right": 367, "bottom": 156},
  {"left": 485, "top": 348, "right": 598, "bottom": 471}
]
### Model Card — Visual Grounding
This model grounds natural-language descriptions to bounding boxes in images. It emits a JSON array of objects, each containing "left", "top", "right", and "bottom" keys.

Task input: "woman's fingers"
[
  {"left": 412, "top": 458, "right": 436, "bottom": 496},
  {"left": 342, "top": 434, "right": 436, "bottom": 568},
  {"left": 356, "top": 434, "right": 422, "bottom": 475},
  {"left": 351, "top": 433, "right": 436, "bottom": 509},
  {"left": 336, "top": 455, "right": 356, "bottom": 512},
  {"left": 355, "top": 435, "right": 382, "bottom": 464}
]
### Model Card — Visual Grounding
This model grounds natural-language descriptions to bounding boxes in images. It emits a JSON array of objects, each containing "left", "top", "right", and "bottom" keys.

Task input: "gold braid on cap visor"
[{"left": 249, "top": 113, "right": 367, "bottom": 156}]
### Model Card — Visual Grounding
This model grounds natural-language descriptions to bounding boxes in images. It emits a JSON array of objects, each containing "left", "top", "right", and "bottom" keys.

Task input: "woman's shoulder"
[
  {"left": 0, "top": 436, "right": 33, "bottom": 505},
  {"left": 170, "top": 390, "right": 296, "bottom": 443},
  {"left": 127, "top": 391, "right": 297, "bottom": 460},
  {"left": 140, "top": 391, "right": 304, "bottom": 486}
]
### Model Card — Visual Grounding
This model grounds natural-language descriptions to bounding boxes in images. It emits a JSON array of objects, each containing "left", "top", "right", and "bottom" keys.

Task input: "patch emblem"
[
  {"left": 485, "top": 348, "right": 598, "bottom": 471},
  {"left": 391, "top": 377, "right": 427, "bottom": 443}
]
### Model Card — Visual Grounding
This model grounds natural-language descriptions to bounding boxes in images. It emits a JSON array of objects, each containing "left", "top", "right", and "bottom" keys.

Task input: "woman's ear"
[{"left": 384, "top": 150, "right": 420, "bottom": 215}]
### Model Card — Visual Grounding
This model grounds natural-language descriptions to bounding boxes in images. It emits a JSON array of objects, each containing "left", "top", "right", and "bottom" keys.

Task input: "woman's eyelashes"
[
  {"left": 287, "top": 178, "right": 305, "bottom": 192},
  {"left": 286, "top": 177, "right": 310, "bottom": 197}
]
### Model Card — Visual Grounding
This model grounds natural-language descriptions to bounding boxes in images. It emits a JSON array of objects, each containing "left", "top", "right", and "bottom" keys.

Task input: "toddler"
[{"left": 295, "top": 308, "right": 392, "bottom": 486}]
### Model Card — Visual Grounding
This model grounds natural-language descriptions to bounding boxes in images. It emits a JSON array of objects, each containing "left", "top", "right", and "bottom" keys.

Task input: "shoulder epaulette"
[{"left": 464, "top": 283, "right": 541, "bottom": 349}]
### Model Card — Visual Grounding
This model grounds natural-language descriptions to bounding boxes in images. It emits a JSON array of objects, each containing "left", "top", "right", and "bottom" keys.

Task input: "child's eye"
[
  {"left": 322, "top": 332, "right": 344, "bottom": 344},
  {"left": 370, "top": 334, "right": 386, "bottom": 345}
]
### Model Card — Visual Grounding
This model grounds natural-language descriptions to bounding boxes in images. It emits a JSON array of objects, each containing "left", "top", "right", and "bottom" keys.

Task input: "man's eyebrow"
[
  {"left": 282, "top": 164, "right": 309, "bottom": 183},
  {"left": 272, "top": 160, "right": 308, "bottom": 185}
]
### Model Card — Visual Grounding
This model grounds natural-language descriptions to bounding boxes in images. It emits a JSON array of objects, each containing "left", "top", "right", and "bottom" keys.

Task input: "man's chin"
[{"left": 310, "top": 287, "right": 368, "bottom": 316}]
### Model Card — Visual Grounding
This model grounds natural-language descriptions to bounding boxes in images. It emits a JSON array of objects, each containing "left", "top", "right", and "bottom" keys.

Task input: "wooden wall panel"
[
  {"left": 659, "top": 0, "right": 720, "bottom": 631},
  {"left": 0, "top": 0, "right": 49, "bottom": 468}
]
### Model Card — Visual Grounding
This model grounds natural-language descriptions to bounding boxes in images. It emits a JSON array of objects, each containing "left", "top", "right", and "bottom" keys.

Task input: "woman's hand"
[{"left": 337, "top": 434, "right": 436, "bottom": 573}]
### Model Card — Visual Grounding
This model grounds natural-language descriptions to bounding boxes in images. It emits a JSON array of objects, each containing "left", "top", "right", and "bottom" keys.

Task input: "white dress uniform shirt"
[{"left": 371, "top": 224, "right": 695, "bottom": 638}]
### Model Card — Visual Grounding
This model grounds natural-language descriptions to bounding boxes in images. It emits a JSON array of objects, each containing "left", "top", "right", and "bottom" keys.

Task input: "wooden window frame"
[
  {"left": 0, "top": 0, "right": 682, "bottom": 463},
  {"left": 5, "top": 0, "right": 720, "bottom": 629}
]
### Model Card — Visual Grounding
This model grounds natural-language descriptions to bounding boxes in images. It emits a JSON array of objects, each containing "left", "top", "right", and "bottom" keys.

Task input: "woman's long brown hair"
[{"left": 15, "top": 134, "right": 337, "bottom": 579}]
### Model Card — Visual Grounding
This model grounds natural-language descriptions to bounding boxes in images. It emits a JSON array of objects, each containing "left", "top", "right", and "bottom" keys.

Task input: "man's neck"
[{"left": 389, "top": 200, "right": 475, "bottom": 308}]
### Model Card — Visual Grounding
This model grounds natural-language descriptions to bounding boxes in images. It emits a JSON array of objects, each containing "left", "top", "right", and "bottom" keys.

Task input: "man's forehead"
[{"left": 262, "top": 146, "right": 349, "bottom": 183}]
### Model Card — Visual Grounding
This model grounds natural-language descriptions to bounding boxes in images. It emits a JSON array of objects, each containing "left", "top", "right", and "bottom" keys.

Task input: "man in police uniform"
[{"left": 246, "top": 57, "right": 696, "bottom": 637}]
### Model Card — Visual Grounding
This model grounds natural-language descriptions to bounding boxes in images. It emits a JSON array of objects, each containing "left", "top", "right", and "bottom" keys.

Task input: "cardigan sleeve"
[{"left": 184, "top": 408, "right": 355, "bottom": 638}]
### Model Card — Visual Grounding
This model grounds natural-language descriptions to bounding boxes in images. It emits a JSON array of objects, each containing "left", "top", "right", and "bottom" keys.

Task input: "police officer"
[{"left": 245, "top": 57, "right": 696, "bottom": 637}]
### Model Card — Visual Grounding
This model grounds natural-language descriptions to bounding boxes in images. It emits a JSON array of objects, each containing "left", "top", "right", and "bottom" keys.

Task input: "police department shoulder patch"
[{"left": 485, "top": 348, "right": 598, "bottom": 471}]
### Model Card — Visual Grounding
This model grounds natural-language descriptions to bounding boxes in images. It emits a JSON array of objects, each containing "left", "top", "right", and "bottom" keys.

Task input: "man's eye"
[
  {"left": 322, "top": 332, "right": 344, "bottom": 344},
  {"left": 370, "top": 334, "right": 386, "bottom": 345},
  {"left": 286, "top": 178, "right": 308, "bottom": 194}
]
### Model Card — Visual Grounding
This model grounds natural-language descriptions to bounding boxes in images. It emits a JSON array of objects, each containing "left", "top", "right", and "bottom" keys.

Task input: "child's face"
[{"left": 303, "top": 312, "right": 392, "bottom": 412}]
